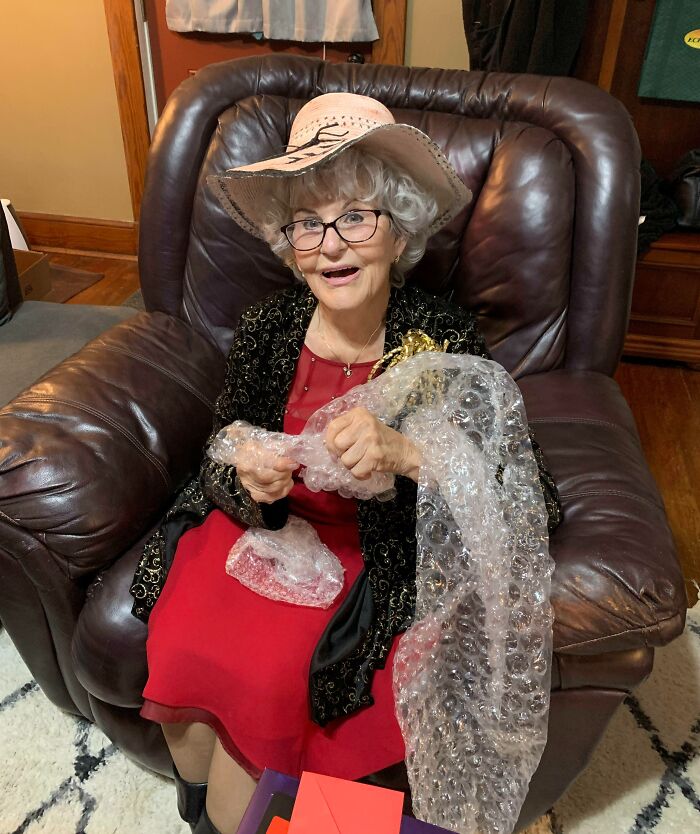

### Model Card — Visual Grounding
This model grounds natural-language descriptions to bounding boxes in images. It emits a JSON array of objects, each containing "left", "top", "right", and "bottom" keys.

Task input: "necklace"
[{"left": 316, "top": 308, "right": 384, "bottom": 377}]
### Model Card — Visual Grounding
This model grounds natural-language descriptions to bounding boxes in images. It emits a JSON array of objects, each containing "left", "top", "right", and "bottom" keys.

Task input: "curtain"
[{"left": 166, "top": 0, "right": 379, "bottom": 42}]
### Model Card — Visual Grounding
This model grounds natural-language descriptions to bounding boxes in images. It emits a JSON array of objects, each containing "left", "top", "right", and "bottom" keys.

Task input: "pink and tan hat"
[{"left": 207, "top": 92, "right": 472, "bottom": 240}]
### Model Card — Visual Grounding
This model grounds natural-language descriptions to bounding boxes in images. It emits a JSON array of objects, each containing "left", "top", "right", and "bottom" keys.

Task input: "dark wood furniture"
[
  {"left": 575, "top": 0, "right": 700, "bottom": 364},
  {"left": 625, "top": 232, "right": 700, "bottom": 365}
]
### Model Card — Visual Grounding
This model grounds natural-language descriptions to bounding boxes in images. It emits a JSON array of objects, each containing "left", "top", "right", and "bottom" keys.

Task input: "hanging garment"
[
  {"left": 637, "top": 159, "right": 679, "bottom": 256},
  {"left": 461, "top": 0, "right": 590, "bottom": 75},
  {"left": 166, "top": 0, "right": 379, "bottom": 42}
]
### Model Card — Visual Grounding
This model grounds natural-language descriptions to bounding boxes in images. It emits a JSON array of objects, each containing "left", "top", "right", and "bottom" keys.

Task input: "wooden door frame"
[
  {"left": 103, "top": 0, "right": 150, "bottom": 223},
  {"left": 103, "top": 0, "right": 407, "bottom": 222},
  {"left": 596, "top": 0, "right": 629, "bottom": 92}
]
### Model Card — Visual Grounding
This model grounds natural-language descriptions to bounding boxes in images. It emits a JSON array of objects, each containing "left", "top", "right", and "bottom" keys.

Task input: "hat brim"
[{"left": 207, "top": 122, "right": 472, "bottom": 241}]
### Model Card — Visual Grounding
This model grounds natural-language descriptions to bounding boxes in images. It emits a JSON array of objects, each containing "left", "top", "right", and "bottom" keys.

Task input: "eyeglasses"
[{"left": 281, "top": 209, "right": 390, "bottom": 251}]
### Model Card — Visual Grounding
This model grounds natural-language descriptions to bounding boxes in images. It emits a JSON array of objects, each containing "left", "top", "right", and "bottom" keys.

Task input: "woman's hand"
[
  {"left": 325, "top": 407, "right": 422, "bottom": 483},
  {"left": 236, "top": 440, "right": 297, "bottom": 504}
]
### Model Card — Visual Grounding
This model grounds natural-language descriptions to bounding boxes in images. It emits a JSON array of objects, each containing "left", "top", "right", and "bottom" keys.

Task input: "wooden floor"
[
  {"left": 47, "top": 250, "right": 140, "bottom": 306},
  {"left": 44, "top": 250, "right": 700, "bottom": 606},
  {"left": 614, "top": 360, "right": 699, "bottom": 606}
]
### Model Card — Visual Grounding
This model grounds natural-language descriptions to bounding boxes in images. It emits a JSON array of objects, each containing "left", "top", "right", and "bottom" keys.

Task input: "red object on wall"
[{"left": 144, "top": 0, "right": 373, "bottom": 112}]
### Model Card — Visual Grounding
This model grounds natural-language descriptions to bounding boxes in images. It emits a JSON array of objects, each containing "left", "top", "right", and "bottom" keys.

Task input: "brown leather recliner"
[{"left": 0, "top": 56, "right": 685, "bottom": 830}]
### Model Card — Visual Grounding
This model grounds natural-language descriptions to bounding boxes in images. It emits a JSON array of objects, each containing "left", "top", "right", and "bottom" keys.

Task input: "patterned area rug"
[{"left": 1, "top": 605, "right": 698, "bottom": 834}]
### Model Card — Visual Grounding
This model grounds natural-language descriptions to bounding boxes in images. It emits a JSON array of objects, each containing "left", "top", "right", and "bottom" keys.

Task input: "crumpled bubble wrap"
[
  {"left": 225, "top": 515, "right": 344, "bottom": 608},
  {"left": 207, "top": 419, "right": 395, "bottom": 501},
  {"left": 208, "top": 352, "right": 553, "bottom": 834},
  {"left": 388, "top": 355, "right": 554, "bottom": 834}
]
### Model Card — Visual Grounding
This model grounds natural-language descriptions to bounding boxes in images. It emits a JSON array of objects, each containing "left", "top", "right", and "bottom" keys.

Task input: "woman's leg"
[
  {"left": 163, "top": 722, "right": 217, "bottom": 829},
  {"left": 205, "top": 736, "right": 257, "bottom": 834},
  {"left": 163, "top": 721, "right": 217, "bottom": 782}
]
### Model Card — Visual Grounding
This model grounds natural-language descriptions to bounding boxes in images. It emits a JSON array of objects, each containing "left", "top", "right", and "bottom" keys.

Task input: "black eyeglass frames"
[{"left": 280, "top": 209, "right": 390, "bottom": 251}]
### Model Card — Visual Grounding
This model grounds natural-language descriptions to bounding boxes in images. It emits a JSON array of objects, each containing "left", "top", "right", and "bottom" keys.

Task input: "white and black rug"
[{"left": 1, "top": 604, "right": 698, "bottom": 834}]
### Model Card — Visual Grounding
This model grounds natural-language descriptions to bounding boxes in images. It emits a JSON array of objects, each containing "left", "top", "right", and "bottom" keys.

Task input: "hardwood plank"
[
  {"left": 39, "top": 247, "right": 138, "bottom": 262},
  {"left": 46, "top": 252, "right": 140, "bottom": 306},
  {"left": 615, "top": 360, "right": 700, "bottom": 606}
]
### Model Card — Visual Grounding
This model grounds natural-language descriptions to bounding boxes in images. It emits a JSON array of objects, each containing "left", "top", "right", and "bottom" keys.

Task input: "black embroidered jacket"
[{"left": 130, "top": 283, "right": 562, "bottom": 726}]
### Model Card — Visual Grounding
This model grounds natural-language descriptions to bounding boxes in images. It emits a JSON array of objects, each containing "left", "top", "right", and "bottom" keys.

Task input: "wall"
[
  {"left": 0, "top": 2, "right": 468, "bottom": 225},
  {"left": 0, "top": 2, "right": 133, "bottom": 222},
  {"left": 405, "top": 0, "right": 470, "bottom": 70}
]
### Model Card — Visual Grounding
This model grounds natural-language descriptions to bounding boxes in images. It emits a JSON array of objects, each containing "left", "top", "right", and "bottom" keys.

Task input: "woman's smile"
[{"left": 320, "top": 265, "right": 361, "bottom": 285}]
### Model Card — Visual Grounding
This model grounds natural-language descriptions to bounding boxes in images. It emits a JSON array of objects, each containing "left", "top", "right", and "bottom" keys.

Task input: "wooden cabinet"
[{"left": 625, "top": 233, "right": 700, "bottom": 364}]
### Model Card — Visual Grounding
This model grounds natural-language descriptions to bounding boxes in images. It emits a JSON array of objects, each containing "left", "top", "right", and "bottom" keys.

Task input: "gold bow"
[{"left": 368, "top": 329, "right": 450, "bottom": 380}]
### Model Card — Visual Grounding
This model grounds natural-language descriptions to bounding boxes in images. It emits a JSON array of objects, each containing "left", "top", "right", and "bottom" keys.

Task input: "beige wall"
[
  {"left": 405, "top": 0, "right": 470, "bottom": 70},
  {"left": 0, "top": 2, "right": 133, "bottom": 222},
  {"left": 0, "top": 1, "right": 466, "bottom": 223}
]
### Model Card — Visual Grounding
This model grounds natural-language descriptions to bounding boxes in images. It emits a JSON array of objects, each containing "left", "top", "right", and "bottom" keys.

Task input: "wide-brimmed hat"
[{"left": 207, "top": 92, "right": 472, "bottom": 240}]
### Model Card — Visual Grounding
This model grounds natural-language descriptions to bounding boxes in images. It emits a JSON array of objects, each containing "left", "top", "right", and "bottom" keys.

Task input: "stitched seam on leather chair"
[
  {"left": 559, "top": 489, "right": 663, "bottom": 511},
  {"left": 557, "top": 611, "right": 682, "bottom": 653},
  {"left": 0, "top": 507, "right": 18, "bottom": 527},
  {"left": 528, "top": 416, "right": 633, "bottom": 436},
  {"left": 96, "top": 344, "right": 216, "bottom": 410},
  {"left": 8, "top": 397, "right": 170, "bottom": 488}
]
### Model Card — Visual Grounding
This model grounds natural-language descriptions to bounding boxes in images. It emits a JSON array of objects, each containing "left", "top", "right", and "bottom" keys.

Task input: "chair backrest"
[{"left": 139, "top": 55, "right": 640, "bottom": 378}]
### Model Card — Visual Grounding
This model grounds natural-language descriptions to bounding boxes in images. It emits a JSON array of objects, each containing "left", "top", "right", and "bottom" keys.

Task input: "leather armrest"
[
  {"left": 72, "top": 533, "right": 152, "bottom": 707},
  {"left": 518, "top": 370, "right": 687, "bottom": 653},
  {"left": 0, "top": 311, "right": 225, "bottom": 579}
]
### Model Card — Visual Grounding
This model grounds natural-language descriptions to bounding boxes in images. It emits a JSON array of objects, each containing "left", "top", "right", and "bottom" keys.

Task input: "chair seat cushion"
[{"left": 519, "top": 370, "right": 685, "bottom": 655}]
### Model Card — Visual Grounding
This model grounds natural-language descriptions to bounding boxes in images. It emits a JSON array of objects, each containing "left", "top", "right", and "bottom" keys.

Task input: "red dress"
[{"left": 141, "top": 346, "right": 406, "bottom": 779}]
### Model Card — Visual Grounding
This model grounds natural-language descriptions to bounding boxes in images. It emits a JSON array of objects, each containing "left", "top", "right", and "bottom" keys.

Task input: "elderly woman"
[{"left": 130, "top": 93, "right": 561, "bottom": 834}]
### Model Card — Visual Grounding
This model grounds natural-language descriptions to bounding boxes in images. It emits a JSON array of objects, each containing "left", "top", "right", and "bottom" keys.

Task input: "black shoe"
[
  {"left": 193, "top": 808, "right": 222, "bottom": 834},
  {"left": 174, "top": 765, "right": 208, "bottom": 831}
]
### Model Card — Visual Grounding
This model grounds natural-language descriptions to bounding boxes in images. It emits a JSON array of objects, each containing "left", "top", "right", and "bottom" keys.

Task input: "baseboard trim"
[
  {"left": 623, "top": 332, "right": 700, "bottom": 364},
  {"left": 18, "top": 212, "right": 138, "bottom": 256}
]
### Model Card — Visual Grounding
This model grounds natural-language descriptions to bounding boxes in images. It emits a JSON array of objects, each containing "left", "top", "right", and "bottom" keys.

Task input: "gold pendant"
[{"left": 343, "top": 366, "right": 353, "bottom": 377}]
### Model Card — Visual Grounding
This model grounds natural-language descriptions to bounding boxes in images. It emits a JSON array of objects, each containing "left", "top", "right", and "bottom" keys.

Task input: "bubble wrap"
[
  {"left": 388, "top": 356, "right": 554, "bottom": 834},
  {"left": 225, "top": 515, "right": 344, "bottom": 608},
  {"left": 208, "top": 419, "right": 396, "bottom": 501},
  {"left": 208, "top": 352, "right": 553, "bottom": 833}
]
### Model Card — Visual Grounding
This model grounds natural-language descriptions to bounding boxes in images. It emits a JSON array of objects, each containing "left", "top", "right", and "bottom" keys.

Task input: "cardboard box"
[{"left": 13, "top": 249, "right": 51, "bottom": 301}]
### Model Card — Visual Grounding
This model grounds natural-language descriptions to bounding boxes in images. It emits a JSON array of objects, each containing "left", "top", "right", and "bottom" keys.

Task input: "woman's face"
[{"left": 290, "top": 197, "right": 406, "bottom": 315}]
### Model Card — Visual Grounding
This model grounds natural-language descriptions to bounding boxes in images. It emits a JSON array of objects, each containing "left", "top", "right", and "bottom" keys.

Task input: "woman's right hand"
[{"left": 235, "top": 440, "right": 297, "bottom": 504}]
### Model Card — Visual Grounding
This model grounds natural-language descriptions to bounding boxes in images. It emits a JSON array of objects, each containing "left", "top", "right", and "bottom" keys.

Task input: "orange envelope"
[
  {"left": 287, "top": 771, "right": 404, "bottom": 834},
  {"left": 266, "top": 817, "right": 290, "bottom": 834}
]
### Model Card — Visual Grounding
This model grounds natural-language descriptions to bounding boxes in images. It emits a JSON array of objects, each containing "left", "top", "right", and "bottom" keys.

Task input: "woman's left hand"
[{"left": 324, "top": 407, "right": 421, "bottom": 483}]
